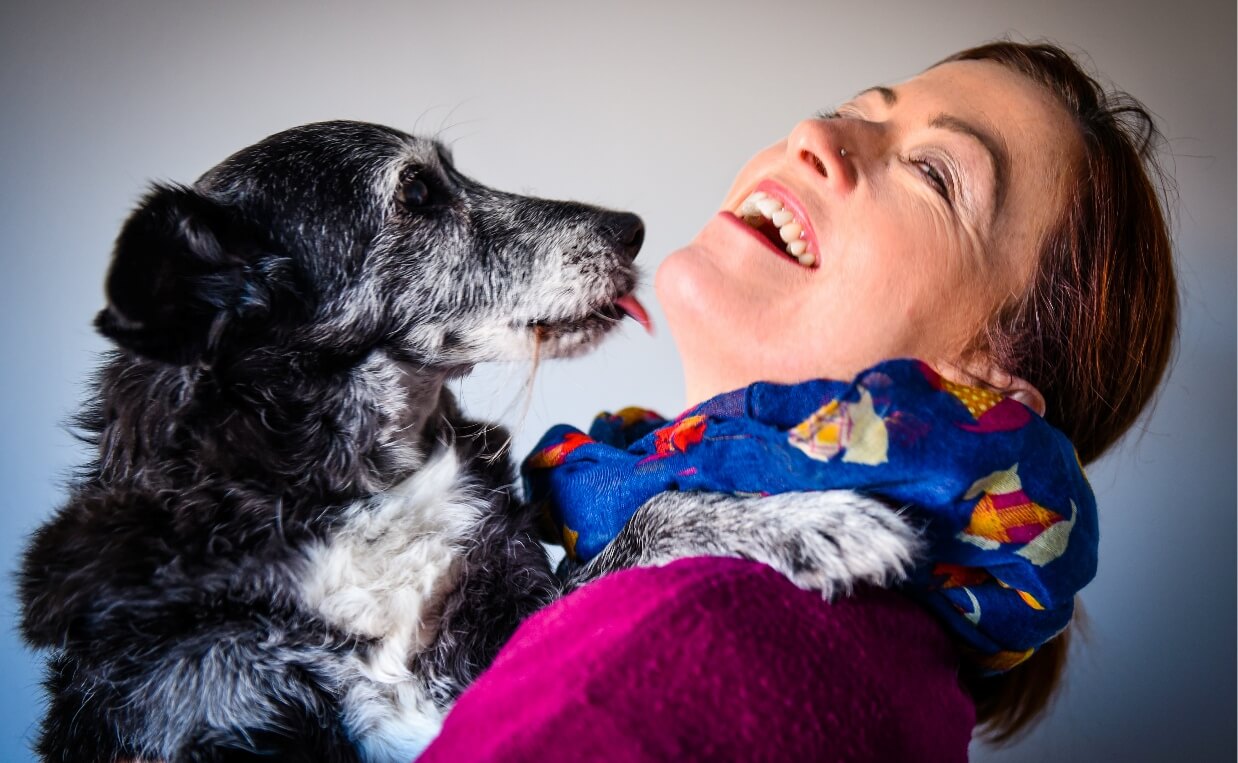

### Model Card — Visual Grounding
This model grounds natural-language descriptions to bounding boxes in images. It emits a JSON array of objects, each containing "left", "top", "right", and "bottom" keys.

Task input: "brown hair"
[{"left": 937, "top": 41, "right": 1178, "bottom": 742}]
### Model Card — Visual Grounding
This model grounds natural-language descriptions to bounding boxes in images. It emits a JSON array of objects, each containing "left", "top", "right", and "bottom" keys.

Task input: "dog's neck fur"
[{"left": 84, "top": 346, "right": 481, "bottom": 508}]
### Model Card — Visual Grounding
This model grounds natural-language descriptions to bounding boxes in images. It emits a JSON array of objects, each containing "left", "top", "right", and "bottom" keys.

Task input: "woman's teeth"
[{"left": 736, "top": 191, "right": 816, "bottom": 267}]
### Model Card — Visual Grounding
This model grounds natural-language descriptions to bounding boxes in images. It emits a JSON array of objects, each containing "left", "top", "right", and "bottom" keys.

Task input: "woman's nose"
[{"left": 787, "top": 118, "right": 858, "bottom": 193}]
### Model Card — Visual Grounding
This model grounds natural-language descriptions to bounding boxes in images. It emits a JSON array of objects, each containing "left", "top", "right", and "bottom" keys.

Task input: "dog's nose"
[{"left": 603, "top": 212, "right": 645, "bottom": 262}]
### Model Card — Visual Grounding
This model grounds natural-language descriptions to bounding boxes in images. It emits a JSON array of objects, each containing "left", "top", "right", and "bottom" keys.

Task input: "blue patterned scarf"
[{"left": 522, "top": 359, "right": 1097, "bottom": 672}]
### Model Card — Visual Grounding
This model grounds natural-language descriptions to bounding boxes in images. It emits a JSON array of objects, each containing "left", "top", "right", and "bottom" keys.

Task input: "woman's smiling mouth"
[{"left": 732, "top": 180, "right": 819, "bottom": 267}]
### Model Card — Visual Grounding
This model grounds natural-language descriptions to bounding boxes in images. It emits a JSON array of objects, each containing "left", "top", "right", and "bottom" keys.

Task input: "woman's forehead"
[{"left": 884, "top": 60, "right": 1079, "bottom": 173}]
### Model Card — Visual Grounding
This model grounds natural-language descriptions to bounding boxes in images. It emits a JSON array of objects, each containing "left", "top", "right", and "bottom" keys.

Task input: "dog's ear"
[{"left": 96, "top": 184, "right": 288, "bottom": 365}]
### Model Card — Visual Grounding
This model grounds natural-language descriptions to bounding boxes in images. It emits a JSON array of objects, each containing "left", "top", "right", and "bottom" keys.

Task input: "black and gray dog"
[{"left": 19, "top": 121, "right": 920, "bottom": 762}]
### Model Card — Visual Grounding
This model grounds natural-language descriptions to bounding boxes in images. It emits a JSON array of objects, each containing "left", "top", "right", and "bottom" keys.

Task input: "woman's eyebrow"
[
  {"left": 928, "top": 113, "right": 1009, "bottom": 216},
  {"left": 854, "top": 85, "right": 898, "bottom": 106}
]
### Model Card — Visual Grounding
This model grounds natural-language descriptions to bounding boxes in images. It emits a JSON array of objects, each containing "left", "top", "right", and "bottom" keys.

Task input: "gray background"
[{"left": 2, "top": 1, "right": 1233, "bottom": 760}]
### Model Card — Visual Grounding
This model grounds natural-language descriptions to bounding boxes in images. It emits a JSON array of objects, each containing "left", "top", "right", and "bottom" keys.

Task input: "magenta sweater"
[{"left": 421, "top": 557, "right": 975, "bottom": 762}]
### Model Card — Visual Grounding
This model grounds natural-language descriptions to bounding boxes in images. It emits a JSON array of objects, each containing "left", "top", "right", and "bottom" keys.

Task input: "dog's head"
[{"left": 97, "top": 121, "right": 645, "bottom": 369}]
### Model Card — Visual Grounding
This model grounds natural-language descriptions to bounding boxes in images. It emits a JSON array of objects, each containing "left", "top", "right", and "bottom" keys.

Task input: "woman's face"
[{"left": 656, "top": 60, "right": 1080, "bottom": 404}]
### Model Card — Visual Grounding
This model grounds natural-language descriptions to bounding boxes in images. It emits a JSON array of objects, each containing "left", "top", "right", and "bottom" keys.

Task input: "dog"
[{"left": 19, "top": 120, "right": 920, "bottom": 762}]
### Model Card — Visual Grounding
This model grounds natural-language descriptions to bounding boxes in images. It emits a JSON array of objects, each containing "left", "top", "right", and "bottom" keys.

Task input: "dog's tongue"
[{"left": 616, "top": 293, "right": 653, "bottom": 335}]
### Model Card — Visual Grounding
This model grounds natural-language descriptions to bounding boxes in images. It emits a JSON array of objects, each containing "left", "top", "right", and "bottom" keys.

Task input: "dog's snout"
[{"left": 603, "top": 212, "right": 644, "bottom": 262}]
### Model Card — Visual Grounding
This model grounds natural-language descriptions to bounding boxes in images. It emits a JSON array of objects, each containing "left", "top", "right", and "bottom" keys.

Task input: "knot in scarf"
[{"left": 522, "top": 359, "right": 1098, "bottom": 672}]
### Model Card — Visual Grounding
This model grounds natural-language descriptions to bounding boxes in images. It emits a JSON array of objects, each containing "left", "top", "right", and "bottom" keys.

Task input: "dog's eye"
[{"left": 401, "top": 177, "right": 430, "bottom": 207}]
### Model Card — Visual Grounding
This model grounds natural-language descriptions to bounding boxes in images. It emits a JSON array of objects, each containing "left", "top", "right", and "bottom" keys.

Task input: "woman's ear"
[
  {"left": 934, "top": 359, "right": 1047, "bottom": 417},
  {"left": 999, "top": 375, "right": 1047, "bottom": 416}
]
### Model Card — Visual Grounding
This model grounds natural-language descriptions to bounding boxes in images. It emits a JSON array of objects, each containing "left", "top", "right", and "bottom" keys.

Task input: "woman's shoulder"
[{"left": 423, "top": 557, "right": 975, "bottom": 763}]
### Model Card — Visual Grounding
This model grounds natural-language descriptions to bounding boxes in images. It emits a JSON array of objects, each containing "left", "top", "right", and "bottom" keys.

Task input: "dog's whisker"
[
  {"left": 433, "top": 98, "right": 481, "bottom": 143},
  {"left": 413, "top": 105, "right": 451, "bottom": 140}
]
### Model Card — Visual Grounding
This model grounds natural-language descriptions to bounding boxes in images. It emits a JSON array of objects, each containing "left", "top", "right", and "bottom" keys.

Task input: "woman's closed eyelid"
[
  {"left": 908, "top": 155, "right": 953, "bottom": 201},
  {"left": 813, "top": 105, "right": 866, "bottom": 121}
]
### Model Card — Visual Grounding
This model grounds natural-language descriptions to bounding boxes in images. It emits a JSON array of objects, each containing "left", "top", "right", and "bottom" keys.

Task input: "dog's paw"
[
  {"left": 577, "top": 489, "right": 925, "bottom": 598},
  {"left": 745, "top": 491, "right": 924, "bottom": 598}
]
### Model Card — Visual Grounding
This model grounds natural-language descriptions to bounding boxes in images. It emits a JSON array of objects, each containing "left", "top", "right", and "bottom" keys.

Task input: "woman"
[{"left": 421, "top": 40, "right": 1176, "bottom": 760}]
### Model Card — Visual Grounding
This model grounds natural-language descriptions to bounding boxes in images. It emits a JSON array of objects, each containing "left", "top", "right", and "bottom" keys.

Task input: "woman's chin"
[
  {"left": 656, "top": 245, "right": 734, "bottom": 395},
  {"left": 655, "top": 243, "right": 743, "bottom": 348},
  {"left": 655, "top": 244, "right": 708, "bottom": 330},
  {"left": 657, "top": 246, "right": 777, "bottom": 402}
]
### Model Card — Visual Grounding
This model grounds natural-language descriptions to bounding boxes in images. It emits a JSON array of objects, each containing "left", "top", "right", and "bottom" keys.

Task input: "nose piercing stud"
[{"left": 839, "top": 148, "right": 848, "bottom": 158}]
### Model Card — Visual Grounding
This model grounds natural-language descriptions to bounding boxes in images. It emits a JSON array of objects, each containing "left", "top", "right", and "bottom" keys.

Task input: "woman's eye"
[
  {"left": 912, "top": 158, "right": 951, "bottom": 201},
  {"left": 814, "top": 109, "right": 841, "bottom": 120}
]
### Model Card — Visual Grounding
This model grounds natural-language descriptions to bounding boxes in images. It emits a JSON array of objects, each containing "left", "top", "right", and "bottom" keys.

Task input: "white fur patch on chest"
[{"left": 299, "top": 446, "right": 486, "bottom": 761}]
